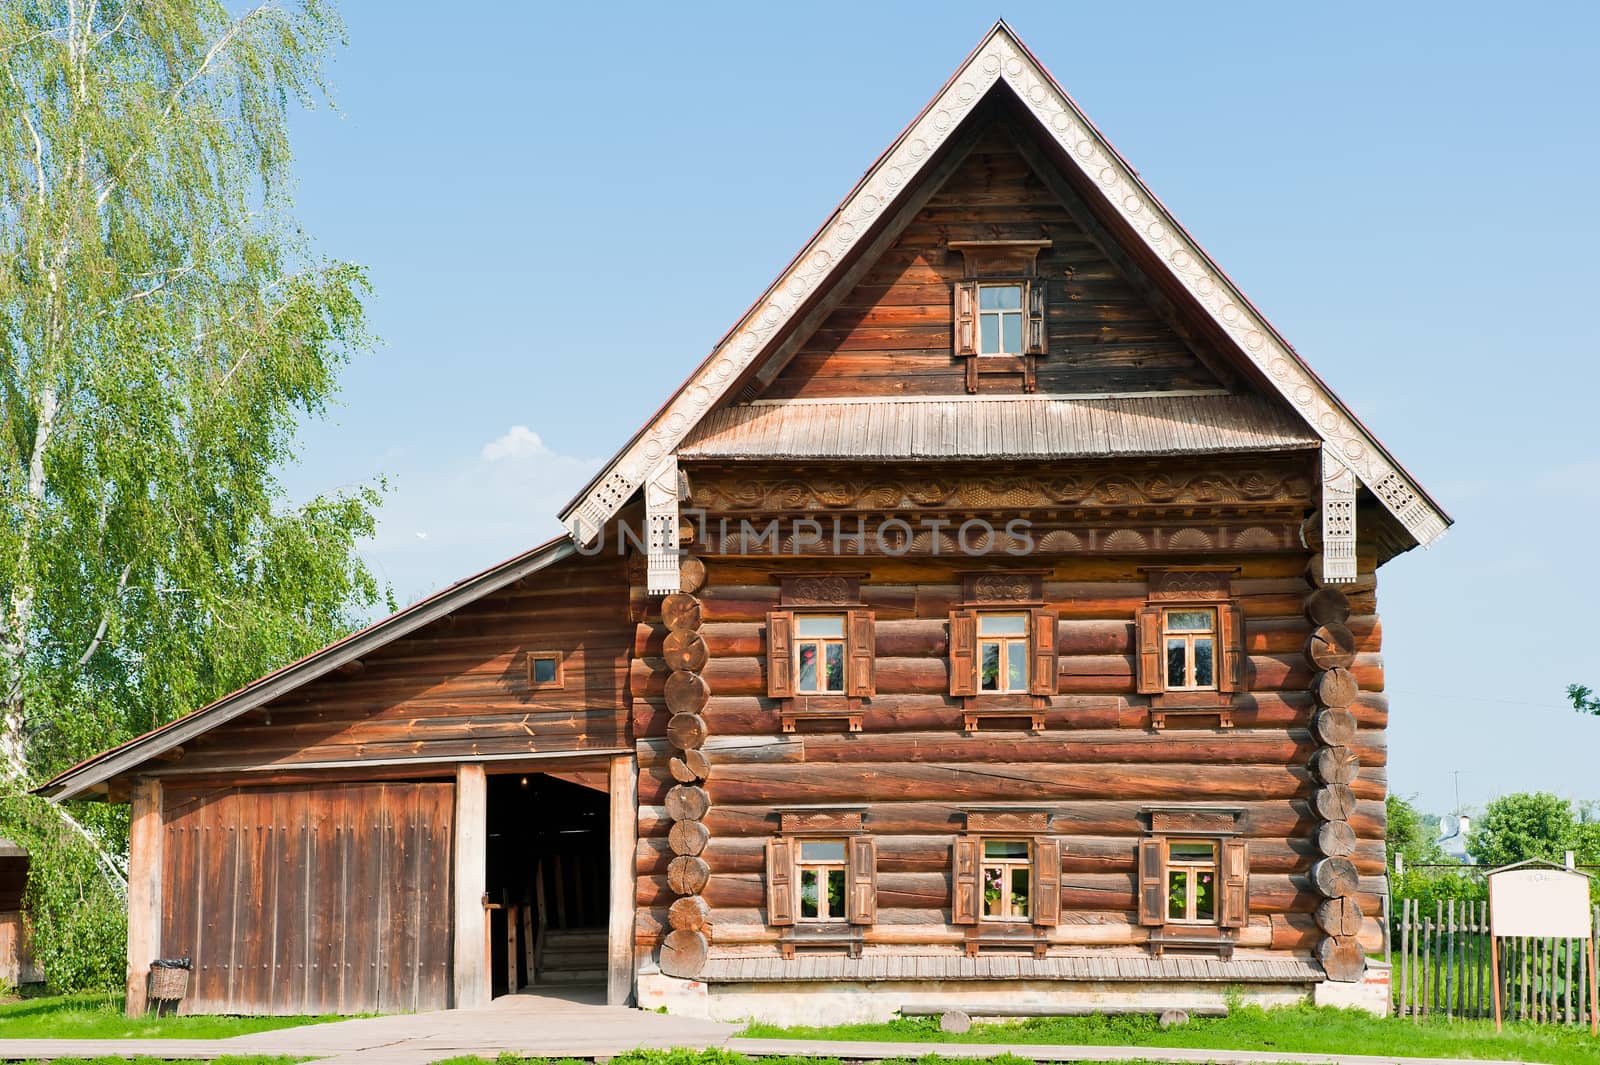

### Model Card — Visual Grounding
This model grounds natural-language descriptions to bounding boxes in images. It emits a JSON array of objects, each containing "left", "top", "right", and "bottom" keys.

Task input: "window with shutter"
[
  {"left": 766, "top": 610, "right": 795, "bottom": 699},
  {"left": 847, "top": 609, "right": 875, "bottom": 698},
  {"left": 954, "top": 282, "right": 977, "bottom": 356},
  {"left": 951, "top": 836, "right": 981, "bottom": 925},
  {"left": 949, "top": 610, "right": 978, "bottom": 697},
  {"left": 1135, "top": 607, "right": 1163, "bottom": 695},
  {"left": 1030, "top": 609, "right": 1058, "bottom": 696},
  {"left": 1031, "top": 837, "right": 1061, "bottom": 927},
  {"left": 1137, "top": 837, "right": 1165, "bottom": 926},
  {"left": 1218, "top": 604, "right": 1245, "bottom": 693},
  {"left": 1025, "top": 278, "right": 1047, "bottom": 355},
  {"left": 1219, "top": 838, "right": 1249, "bottom": 928},
  {"left": 847, "top": 836, "right": 877, "bottom": 925},
  {"left": 766, "top": 837, "right": 796, "bottom": 926}
]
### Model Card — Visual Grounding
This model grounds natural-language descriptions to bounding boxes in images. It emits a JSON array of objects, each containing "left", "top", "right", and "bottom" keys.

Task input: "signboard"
[{"left": 1488, "top": 866, "right": 1592, "bottom": 939}]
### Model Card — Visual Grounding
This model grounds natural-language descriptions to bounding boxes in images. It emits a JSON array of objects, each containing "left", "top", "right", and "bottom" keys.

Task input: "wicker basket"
[{"left": 148, "top": 964, "right": 190, "bottom": 1001}]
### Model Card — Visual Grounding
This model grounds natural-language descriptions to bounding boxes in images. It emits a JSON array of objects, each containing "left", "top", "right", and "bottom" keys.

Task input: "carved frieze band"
[
  {"left": 691, "top": 520, "right": 1300, "bottom": 557},
  {"left": 1320, "top": 451, "right": 1357, "bottom": 585},
  {"left": 645, "top": 457, "right": 682, "bottom": 596},
  {"left": 563, "top": 27, "right": 1446, "bottom": 550}
]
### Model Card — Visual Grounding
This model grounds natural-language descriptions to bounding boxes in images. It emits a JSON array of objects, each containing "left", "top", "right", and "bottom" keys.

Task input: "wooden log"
[
  {"left": 1316, "top": 896, "right": 1364, "bottom": 937},
  {"left": 661, "top": 594, "right": 702, "bottom": 633},
  {"left": 1317, "top": 934, "right": 1366, "bottom": 982},
  {"left": 668, "top": 855, "right": 711, "bottom": 895},
  {"left": 1315, "top": 820, "right": 1357, "bottom": 858},
  {"left": 665, "top": 785, "right": 710, "bottom": 822},
  {"left": 668, "top": 895, "right": 712, "bottom": 932},
  {"left": 1311, "top": 708, "right": 1358, "bottom": 747},
  {"left": 663, "top": 630, "right": 709, "bottom": 673},
  {"left": 1304, "top": 587, "right": 1352, "bottom": 626},
  {"left": 1313, "top": 667, "right": 1359, "bottom": 708},
  {"left": 669, "top": 749, "right": 712, "bottom": 783},
  {"left": 1307, "top": 623, "right": 1357, "bottom": 670},
  {"left": 668, "top": 819, "right": 709, "bottom": 856},
  {"left": 664, "top": 671, "right": 710, "bottom": 715},
  {"left": 658, "top": 929, "right": 708, "bottom": 978},
  {"left": 124, "top": 779, "right": 163, "bottom": 1018},
  {"left": 666, "top": 713, "right": 708, "bottom": 751},
  {"left": 1310, "top": 746, "right": 1360, "bottom": 785},
  {"left": 608, "top": 754, "right": 638, "bottom": 1007},
  {"left": 1311, "top": 783, "right": 1358, "bottom": 822},
  {"left": 1311, "top": 856, "right": 1360, "bottom": 898},
  {"left": 679, "top": 556, "right": 707, "bottom": 594}
]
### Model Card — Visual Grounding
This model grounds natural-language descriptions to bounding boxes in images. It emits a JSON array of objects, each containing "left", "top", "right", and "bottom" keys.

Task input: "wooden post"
[
  {"left": 453, "top": 763, "right": 488, "bottom": 1009},
  {"left": 1491, "top": 931, "right": 1503, "bottom": 1033},
  {"left": 1589, "top": 934, "right": 1598, "bottom": 1037},
  {"left": 607, "top": 754, "right": 637, "bottom": 1007},
  {"left": 125, "top": 778, "right": 163, "bottom": 1017}
]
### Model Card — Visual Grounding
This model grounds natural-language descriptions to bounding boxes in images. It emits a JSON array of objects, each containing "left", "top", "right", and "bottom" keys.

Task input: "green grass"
[
  {"left": 740, "top": 1002, "right": 1600, "bottom": 1065},
  {"left": 0, "top": 992, "right": 346, "bottom": 1039},
  {"left": 435, "top": 1055, "right": 1176, "bottom": 1065}
]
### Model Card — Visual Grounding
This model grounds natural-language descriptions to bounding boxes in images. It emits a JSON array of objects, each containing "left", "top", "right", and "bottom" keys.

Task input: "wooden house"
[{"left": 42, "top": 23, "right": 1449, "bottom": 1022}]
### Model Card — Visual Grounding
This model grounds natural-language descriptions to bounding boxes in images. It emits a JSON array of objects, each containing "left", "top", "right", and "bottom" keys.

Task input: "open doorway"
[{"left": 485, "top": 771, "right": 609, "bottom": 995}]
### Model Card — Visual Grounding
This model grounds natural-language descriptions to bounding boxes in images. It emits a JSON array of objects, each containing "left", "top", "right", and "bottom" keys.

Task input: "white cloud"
[{"left": 481, "top": 425, "right": 550, "bottom": 462}]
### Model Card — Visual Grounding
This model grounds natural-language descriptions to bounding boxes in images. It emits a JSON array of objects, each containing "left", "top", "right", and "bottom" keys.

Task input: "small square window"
[
  {"left": 978, "top": 612, "right": 1030, "bottom": 693},
  {"left": 977, "top": 284, "right": 1024, "bottom": 356},
  {"left": 1162, "top": 608, "right": 1217, "bottom": 691},
  {"left": 528, "top": 652, "right": 563, "bottom": 689},
  {"left": 797, "top": 839, "right": 848, "bottom": 921},
  {"left": 981, "top": 838, "right": 1031, "bottom": 920}
]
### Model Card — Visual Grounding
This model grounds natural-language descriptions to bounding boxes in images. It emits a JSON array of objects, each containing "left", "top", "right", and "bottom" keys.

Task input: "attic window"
[
  {"left": 950, "top": 240, "right": 1049, "bottom": 393},
  {"left": 977, "top": 285, "right": 1024, "bottom": 355},
  {"left": 528, "top": 651, "right": 563, "bottom": 689}
]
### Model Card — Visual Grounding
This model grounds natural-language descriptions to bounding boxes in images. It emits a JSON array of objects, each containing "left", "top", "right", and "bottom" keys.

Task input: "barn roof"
[
  {"left": 37, "top": 536, "right": 576, "bottom": 801},
  {"left": 679, "top": 394, "right": 1317, "bottom": 463},
  {"left": 559, "top": 21, "right": 1450, "bottom": 550}
]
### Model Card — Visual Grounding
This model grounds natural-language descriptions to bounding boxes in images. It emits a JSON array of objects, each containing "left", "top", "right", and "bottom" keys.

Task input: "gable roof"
[
  {"left": 560, "top": 21, "right": 1450, "bottom": 550},
  {"left": 38, "top": 536, "right": 576, "bottom": 800}
]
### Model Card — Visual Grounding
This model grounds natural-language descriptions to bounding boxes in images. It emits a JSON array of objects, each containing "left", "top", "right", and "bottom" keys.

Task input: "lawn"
[
  {"left": 0, "top": 992, "right": 345, "bottom": 1039},
  {"left": 436, "top": 1056, "right": 1175, "bottom": 1065},
  {"left": 739, "top": 1002, "right": 1600, "bottom": 1065}
]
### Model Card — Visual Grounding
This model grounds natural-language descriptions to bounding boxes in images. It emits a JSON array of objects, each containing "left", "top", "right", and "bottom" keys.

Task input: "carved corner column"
[
  {"left": 658, "top": 554, "right": 712, "bottom": 979},
  {"left": 1303, "top": 550, "right": 1365, "bottom": 982},
  {"left": 1317, "top": 450, "right": 1358, "bottom": 584},
  {"left": 645, "top": 457, "right": 683, "bottom": 596}
]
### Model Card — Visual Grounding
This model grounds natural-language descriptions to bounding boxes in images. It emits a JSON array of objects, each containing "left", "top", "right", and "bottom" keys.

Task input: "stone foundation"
[{"left": 1311, "top": 960, "right": 1391, "bottom": 1017}]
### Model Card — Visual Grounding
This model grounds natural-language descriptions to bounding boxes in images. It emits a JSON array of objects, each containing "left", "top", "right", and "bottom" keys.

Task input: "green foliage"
[
  {"left": 1468, "top": 792, "right": 1582, "bottom": 868},
  {"left": 0, "top": 0, "right": 382, "bottom": 988},
  {"left": 1385, "top": 793, "right": 1446, "bottom": 869},
  {"left": 0, "top": 991, "right": 343, "bottom": 1038},
  {"left": 1571, "top": 684, "right": 1600, "bottom": 715}
]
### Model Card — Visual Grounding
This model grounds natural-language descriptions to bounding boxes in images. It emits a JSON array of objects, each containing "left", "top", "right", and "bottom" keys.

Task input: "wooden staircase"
[{"left": 535, "top": 927, "right": 607, "bottom": 984}]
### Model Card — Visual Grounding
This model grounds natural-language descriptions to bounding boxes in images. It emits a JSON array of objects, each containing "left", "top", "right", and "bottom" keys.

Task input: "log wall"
[{"left": 632, "top": 551, "right": 1388, "bottom": 962}]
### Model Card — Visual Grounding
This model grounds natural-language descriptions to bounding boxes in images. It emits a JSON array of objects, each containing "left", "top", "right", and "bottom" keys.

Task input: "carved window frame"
[
  {"left": 1137, "top": 568, "right": 1244, "bottom": 727},
  {"left": 768, "top": 574, "right": 874, "bottom": 733},
  {"left": 950, "top": 573, "right": 1056, "bottom": 724},
  {"left": 952, "top": 809, "right": 1061, "bottom": 954},
  {"left": 950, "top": 240, "right": 1049, "bottom": 393},
  {"left": 1137, "top": 806, "right": 1248, "bottom": 951},
  {"left": 768, "top": 808, "right": 876, "bottom": 952}
]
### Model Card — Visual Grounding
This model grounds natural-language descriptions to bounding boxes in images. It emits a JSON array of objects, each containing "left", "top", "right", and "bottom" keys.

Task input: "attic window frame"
[
  {"left": 950, "top": 239, "right": 1050, "bottom": 394},
  {"left": 527, "top": 651, "right": 564, "bottom": 690}
]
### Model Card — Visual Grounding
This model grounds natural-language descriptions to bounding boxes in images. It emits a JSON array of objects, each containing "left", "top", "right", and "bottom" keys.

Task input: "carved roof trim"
[{"left": 558, "top": 21, "right": 1450, "bottom": 552}]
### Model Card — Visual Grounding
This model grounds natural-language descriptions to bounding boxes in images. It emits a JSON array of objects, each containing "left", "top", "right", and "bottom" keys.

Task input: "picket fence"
[{"left": 1394, "top": 897, "right": 1600, "bottom": 1023}]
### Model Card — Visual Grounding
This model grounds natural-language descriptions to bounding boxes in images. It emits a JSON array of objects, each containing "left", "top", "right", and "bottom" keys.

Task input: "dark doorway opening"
[{"left": 486, "top": 772, "right": 609, "bottom": 996}]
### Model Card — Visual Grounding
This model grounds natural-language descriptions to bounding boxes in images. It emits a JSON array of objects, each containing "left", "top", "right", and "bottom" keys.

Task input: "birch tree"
[{"left": 0, "top": 0, "right": 383, "bottom": 954}]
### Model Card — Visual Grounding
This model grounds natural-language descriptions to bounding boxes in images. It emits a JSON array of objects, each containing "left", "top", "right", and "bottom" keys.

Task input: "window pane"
[
  {"left": 800, "top": 869, "right": 819, "bottom": 919},
  {"left": 1169, "top": 841, "right": 1216, "bottom": 862},
  {"left": 800, "top": 840, "right": 846, "bottom": 862},
  {"left": 980, "top": 285, "right": 1022, "bottom": 310},
  {"left": 981, "top": 642, "right": 1000, "bottom": 691},
  {"left": 1002, "top": 312, "right": 1022, "bottom": 354},
  {"left": 824, "top": 642, "right": 845, "bottom": 691},
  {"left": 984, "top": 840, "right": 1030, "bottom": 860},
  {"left": 1166, "top": 638, "right": 1187, "bottom": 687},
  {"left": 1010, "top": 866, "right": 1030, "bottom": 917},
  {"left": 827, "top": 869, "right": 846, "bottom": 917},
  {"left": 979, "top": 613, "right": 1028, "bottom": 635},
  {"left": 1196, "top": 868, "right": 1215, "bottom": 922},
  {"left": 1168, "top": 869, "right": 1187, "bottom": 920},
  {"left": 980, "top": 314, "right": 1000, "bottom": 354},
  {"left": 1166, "top": 610, "right": 1214, "bottom": 633},
  {"left": 532, "top": 657, "right": 557, "bottom": 683},
  {"left": 983, "top": 865, "right": 1000, "bottom": 916},
  {"left": 1007, "top": 640, "right": 1028, "bottom": 692},
  {"left": 797, "top": 643, "right": 818, "bottom": 691},
  {"left": 1194, "top": 638, "right": 1215, "bottom": 688},
  {"left": 796, "top": 614, "right": 845, "bottom": 637}
]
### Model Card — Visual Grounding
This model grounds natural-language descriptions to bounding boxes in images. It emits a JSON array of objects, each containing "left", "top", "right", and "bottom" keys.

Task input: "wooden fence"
[{"left": 1395, "top": 897, "right": 1600, "bottom": 1023}]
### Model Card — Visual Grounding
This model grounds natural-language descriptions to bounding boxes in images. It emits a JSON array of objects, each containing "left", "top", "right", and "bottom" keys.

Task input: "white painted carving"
[
  {"left": 561, "top": 24, "right": 1448, "bottom": 551},
  {"left": 1321, "top": 450, "right": 1358, "bottom": 584},
  {"left": 644, "top": 456, "right": 681, "bottom": 596}
]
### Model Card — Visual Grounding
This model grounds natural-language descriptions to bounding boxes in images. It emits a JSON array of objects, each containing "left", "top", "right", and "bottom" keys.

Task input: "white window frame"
[
  {"left": 978, "top": 612, "right": 1030, "bottom": 694},
  {"left": 980, "top": 838, "right": 1032, "bottom": 922},
  {"left": 1162, "top": 607, "right": 1218, "bottom": 692},
  {"left": 1166, "top": 839, "right": 1219, "bottom": 924},
  {"left": 795, "top": 614, "right": 847, "bottom": 695},
  {"left": 976, "top": 283, "right": 1025, "bottom": 356},
  {"left": 796, "top": 839, "right": 848, "bottom": 923}
]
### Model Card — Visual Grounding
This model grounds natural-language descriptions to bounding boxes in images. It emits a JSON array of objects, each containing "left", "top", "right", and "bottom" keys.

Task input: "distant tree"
[
  {"left": 1386, "top": 793, "right": 1445, "bottom": 869},
  {"left": 1, "top": 0, "right": 380, "bottom": 987},
  {"left": 1467, "top": 792, "right": 1579, "bottom": 869},
  {"left": 1570, "top": 685, "right": 1600, "bottom": 715}
]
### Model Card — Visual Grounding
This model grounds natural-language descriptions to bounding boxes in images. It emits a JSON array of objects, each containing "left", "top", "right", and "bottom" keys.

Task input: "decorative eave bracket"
[
  {"left": 644, "top": 456, "right": 683, "bottom": 596},
  {"left": 1319, "top": 450, "right": 1358, "bottom": 584}
]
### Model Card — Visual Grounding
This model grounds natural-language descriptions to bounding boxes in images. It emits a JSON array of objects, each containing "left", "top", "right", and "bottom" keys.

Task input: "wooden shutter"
[
  {"left": 1030, "top": 608, "right": 1058, "bottom": 696},
  {"left": 1220, "top": 838, "right": 1249, "bottom": 929},
  {"left": 847, "top": 836, "right": 877, "bottom": 926},
  {"left": 949, "top": 610, "right": 978, "bottom": 696},
  {"left": 1218, "top": 604, "right": 1245, "bottom": 693},
  {"left": 951, "top": 836, "right": 980, "bottom": 925},
  {"left": 847, "top": 609, "right": 876, "bottom": 698},
  {"left": 766, "top": 609, "right": 795, "bottom": 699},
  {"left": 765, "top": 837, "right": 796, "bottom": 926},
  {"left": 1025, "top": 278, "right": 1047, "bottom": 355},
  {"left": 1031, "top": 837, "right": 1061, "bottom": 927},
  {"left": 954, "top": 282, "right": 977, "bottom": 355},
  {"left": 1137, "top": 838, "right": 1166, "bottom": 926},
  {"left": 1135, "top": 606, "right": 1163, "bottom": 695}
]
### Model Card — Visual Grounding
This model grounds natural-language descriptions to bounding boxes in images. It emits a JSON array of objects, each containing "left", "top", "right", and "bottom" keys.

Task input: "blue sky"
[{"left": 278, "top": 1, "right": 1599, "bottom": 818}]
